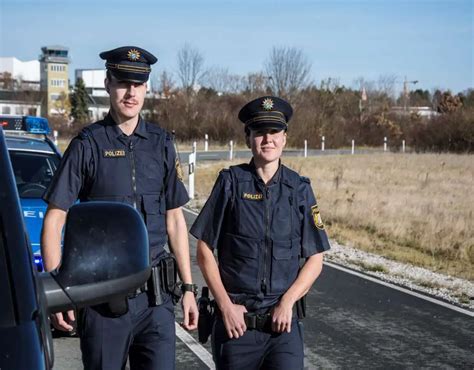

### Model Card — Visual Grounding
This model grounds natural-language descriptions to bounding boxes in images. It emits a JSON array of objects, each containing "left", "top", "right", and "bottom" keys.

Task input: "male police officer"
[
  {"left": 191, "top": 96, "right": 330, "bottom": 369},
  {"left": 41, "top": 46, "right": 198, "bottom": 369}
]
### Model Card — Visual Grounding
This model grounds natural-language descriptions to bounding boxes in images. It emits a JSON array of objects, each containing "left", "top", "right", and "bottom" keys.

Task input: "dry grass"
[{"left": 188, "top": 153, "right": 474, "bottom": 281}]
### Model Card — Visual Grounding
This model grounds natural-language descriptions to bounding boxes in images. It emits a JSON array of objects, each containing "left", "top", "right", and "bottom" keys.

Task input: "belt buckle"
[
  {"left": 256, "top": 314, "right": 271, "bottom": 331},
  {"left": 244, "top": 314, "right": 257, "bottom": 329}
]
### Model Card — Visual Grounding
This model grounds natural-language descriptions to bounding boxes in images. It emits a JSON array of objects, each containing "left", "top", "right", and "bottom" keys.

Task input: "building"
[
  {"left": 0, "top": 90, "right": 43, "bottom": 116},
  {"left": 0, "top": 57, "right": 40, "bottom": 90},
  {"left": 0, "top": 57, "right": 43, "bottom": 115},
  {"left": 39, "top": 45, "right": 71, "bottom": 116},
  {"left": 391, "top": 106, "right": 439, "bottom": 118}
]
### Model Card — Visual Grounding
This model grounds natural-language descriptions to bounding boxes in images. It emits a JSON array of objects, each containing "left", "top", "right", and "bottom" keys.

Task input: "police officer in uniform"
[
  {"left": 191, "top": 96, "right": 330, "bottom": 369},
  {"left": 41, "top": 46, "right": 198, "bottom": 370}
]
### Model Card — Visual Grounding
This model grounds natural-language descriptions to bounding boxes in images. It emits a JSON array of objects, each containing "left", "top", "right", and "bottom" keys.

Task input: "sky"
[{"left": 0, "top": 0, "right": 472, "bottom": 94}]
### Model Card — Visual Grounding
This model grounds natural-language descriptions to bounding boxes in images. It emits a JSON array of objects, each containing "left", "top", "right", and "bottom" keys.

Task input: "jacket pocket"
[
  {"left": 142, "top": 194, "right": 166, "bottom": 247},
  {"left": 270, "top": 237, "right": 300, "bottom": 293},
  {"left": 219, "top": 233, "right": 261, "bottom": 294}
]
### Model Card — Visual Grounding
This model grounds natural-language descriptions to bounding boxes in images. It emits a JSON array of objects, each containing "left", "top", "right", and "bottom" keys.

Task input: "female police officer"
[
  {"left": 191, "top": 96, "right": 330, "bottom": 369},
  {"left": 41, "top": 46, "right": 198, "bottom": 370}
]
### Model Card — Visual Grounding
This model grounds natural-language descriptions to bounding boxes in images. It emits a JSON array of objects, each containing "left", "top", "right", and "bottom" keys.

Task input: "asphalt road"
[{"left": 52, "top": 209, "right": 474, "bottom": 369}]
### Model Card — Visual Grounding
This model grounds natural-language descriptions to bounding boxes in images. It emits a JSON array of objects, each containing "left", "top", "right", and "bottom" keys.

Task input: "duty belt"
[
  {"left": 244, "top": 313, "right": 272, "bottom": 331},
  {"left": 215, "top": 305, "right": 273, "bottom": 332}
]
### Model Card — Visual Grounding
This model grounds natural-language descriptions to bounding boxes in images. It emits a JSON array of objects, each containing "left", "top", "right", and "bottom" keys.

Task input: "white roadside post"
[
  {"left": 188, "top": 151, "right": 196, "bottom": 200},
  {"left": 402, "top": 140, "right": 406, "bottom": 153},
  {"left": 193, "top": 141, "right": 197, "bottom": 154},
  {"left": 384, "top": 137, "right": 387, "bottom": 152},
  {"left": 304, "top": 140, "right": 308, "bottom": 158},
  {"left": 229, "top": 140, "right": 234, "bottom": 160},
  {"left": 321, "top": 136, "right": 325, "bottom": 151},
  {"left": 204, "top": 134, "right": 209, "bottom": 152},
  {"left": 53, "top": 130, "right": 58, "bottom": 146},
  {"left": 351, "top": 140, "right": 355, "bottom": 155}
]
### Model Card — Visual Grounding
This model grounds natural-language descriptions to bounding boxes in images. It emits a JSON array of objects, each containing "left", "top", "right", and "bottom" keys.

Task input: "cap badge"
[
  {"left": 127, "top": 49, "right": 141, "bottom": 61},
  {"left": 262, "top": 98, "right": 274, "bottom": 111}
]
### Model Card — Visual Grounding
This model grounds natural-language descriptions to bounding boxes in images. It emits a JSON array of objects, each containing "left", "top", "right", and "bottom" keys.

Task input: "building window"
[
  {"left": 2, "top": 106, "right": 11, "bottom": 114},
  {"left": 15, "top": 107, "right": 24, "bottom": 115},
  {"left": 50, "top": 64, "right": 66, "bottom": 72},
  {"left": 50, "top": 79, "right": 66, "bottom": 87},
  {"left": 50, "top": 93, "right": 60, "bottom": 101},
  {"left": 28, "top": 108, "right": 37, "bottom": 116}
]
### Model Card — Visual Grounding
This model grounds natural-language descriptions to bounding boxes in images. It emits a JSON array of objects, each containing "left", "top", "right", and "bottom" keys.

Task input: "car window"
[
  {"left": 9, "top": 152, "right": 60, "bottom": 198},
  {"left": 0, "top": 220, "right": 15, "bottom": 327}
]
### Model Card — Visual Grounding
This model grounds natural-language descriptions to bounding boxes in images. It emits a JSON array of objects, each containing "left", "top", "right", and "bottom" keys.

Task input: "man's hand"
[
  {"left": 51, "top": 310, "right": 75, "bottom": 332},
  {"left": 271, "top": 298, "right": 294, "bottom": 333},
  {"left": 181, "top": 291, "right": 199, "bottom": 330},
  {"left": 221, "top": 303, "right": 247, "bottom": 339}
]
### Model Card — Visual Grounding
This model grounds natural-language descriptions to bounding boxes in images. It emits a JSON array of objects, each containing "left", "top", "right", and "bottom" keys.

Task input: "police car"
[{"left": 1, "top": 115, "right": 61, "bottom": 271}]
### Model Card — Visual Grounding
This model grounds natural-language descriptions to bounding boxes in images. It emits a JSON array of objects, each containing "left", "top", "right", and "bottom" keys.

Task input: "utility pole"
[{"left": 403, "top": 76, "right": 418, "bottom": 111}]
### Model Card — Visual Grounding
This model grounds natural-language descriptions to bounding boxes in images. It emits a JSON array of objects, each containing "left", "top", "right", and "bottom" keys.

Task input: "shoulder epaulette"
[
  {"left": 219, "top": 168, "right": 230, "bottom": 177},
  {"left": 300, "top": 176, "right": 311, "bottom": 184},
  {"left": 145, "top": 122, "right": 164, "bottom": 136},
  {"left": 78, "top": 122, "right": 103, "bottom": 139}
]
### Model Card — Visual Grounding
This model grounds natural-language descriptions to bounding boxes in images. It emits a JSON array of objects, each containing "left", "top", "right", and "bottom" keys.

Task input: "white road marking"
[
  {"left": 325, "top": 261, "right": 474, "bottom": 317},
  {"left": 184, "top": 207, "right": 199, "bottom": 216},
  {"left": 176, "top": 207, "right": 215, "bottom": 367},
  {"left": 175, "top": 323, "right": 215, "bottom": 369}
]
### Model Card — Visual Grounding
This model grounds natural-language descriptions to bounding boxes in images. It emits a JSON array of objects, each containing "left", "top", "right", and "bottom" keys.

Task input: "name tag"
[
  {"left": 103, "top": 149, "right": 126, "bottom": 158},
  {"left": 242, "top": 192, "right": 263, "bottom": 201}
]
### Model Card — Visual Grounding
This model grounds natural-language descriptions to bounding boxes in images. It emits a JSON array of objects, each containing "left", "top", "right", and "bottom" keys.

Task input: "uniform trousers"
[
  {"left": 78, "top": 292, "right": 175, "bottom": 370},
  {"left": 212, "top": 316, "right": 304, "bottom": 370}
]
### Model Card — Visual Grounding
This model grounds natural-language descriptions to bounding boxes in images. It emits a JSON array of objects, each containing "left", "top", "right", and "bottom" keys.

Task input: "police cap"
[
  {"left": 238, "top": 96, "right": 293, "bottom": 132},
  {"left": 99, "top": 46, "right": 157, "bottom": 83}
]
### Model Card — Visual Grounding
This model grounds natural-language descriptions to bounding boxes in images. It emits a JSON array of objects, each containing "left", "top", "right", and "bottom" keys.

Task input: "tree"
[
  {"left": 437, "top": 91, "right": 463, "bottom": 114},
  {"left": 176, "top": 43, "right": 205, "bottom": 92},
  {"left": 264, "top": 46, "right": 311, "bottom": 99},
  {"left": 158, "top": 70, "right": 175, "bottom": 98},
  {"left": 201, "top": 67, "right": 245, "bottom": 94},
  {"left": 70, "top": 78, "right": 89, "bottom": 123},
  {"left": 54, "top": 91, "right": 71, "bottom": 117},
  {"left": 409, "top": 89, "right": 431, "bottom": 107},
  {"left": 1, "top": 72, "right": 15, "bottom": 90}
]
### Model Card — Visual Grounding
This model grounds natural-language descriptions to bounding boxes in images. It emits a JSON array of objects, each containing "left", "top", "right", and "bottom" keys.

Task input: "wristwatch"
[{"left": 181, "top": 283, "right": 198, "bottom": 296}]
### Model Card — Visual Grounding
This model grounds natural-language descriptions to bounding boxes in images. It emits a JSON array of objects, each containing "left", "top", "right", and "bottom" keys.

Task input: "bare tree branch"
[
  {"left": 177, "top": 43, "right": 205, "bottom": 92},
  {"left": 264, "top": 46, "right": 312, "bottom": 99}
]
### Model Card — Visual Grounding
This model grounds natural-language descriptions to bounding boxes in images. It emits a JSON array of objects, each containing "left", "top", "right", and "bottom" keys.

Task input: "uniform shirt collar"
[
  {"left": 249, "top": 158, "right": 282, "bottom": 186},
  {"left": 104, "top": 113, "right": 149, "bottom": 140}
]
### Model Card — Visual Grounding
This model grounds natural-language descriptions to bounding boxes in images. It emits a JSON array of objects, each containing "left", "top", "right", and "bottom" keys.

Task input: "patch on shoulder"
[
  {"left": 175, "top": 158, "right": 184, "bottom": 182},
  {"left": 103, "top": 149, "right": 126, "bottom": 158},
  {"left": 242, "top": 192, "right": 263, "bottom": 201},
  {"left": 311, "top": 204, "right": 325, "bottom": 230}
]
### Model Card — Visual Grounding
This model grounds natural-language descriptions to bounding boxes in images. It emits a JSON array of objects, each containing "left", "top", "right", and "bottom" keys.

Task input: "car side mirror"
[{"left": 41, "top": 202, "right": 150, "bottom": 313}]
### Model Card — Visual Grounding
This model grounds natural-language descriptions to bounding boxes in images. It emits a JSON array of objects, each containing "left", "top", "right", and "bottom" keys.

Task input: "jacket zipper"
[
  {"left": 129, "top": 141, "right": 137, "bottom": 209},
  {"left": 262, "top": 186, "right": 270, "bottom": 293}
]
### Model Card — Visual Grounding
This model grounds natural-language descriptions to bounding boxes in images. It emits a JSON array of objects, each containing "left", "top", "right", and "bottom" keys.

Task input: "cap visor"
[
  {"left": 247, "top": 121, "right": 287, "bottom": 131},
  {"left": 109, "top": 69, "right": 149, "bottom": 83}
]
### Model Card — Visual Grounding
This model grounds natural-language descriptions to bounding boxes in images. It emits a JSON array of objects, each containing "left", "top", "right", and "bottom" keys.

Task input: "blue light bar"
[
  {"left": 0, "top": 115, "right": 51, "bottom": 135},
  {"left": 24, "top": 116, "right": 50, "bottom": 134}
]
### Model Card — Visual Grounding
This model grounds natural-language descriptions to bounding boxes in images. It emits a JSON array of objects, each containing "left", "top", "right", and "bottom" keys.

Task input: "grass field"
[{"left": 188, "top": 153, "right": 474, "bottom": 281}]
